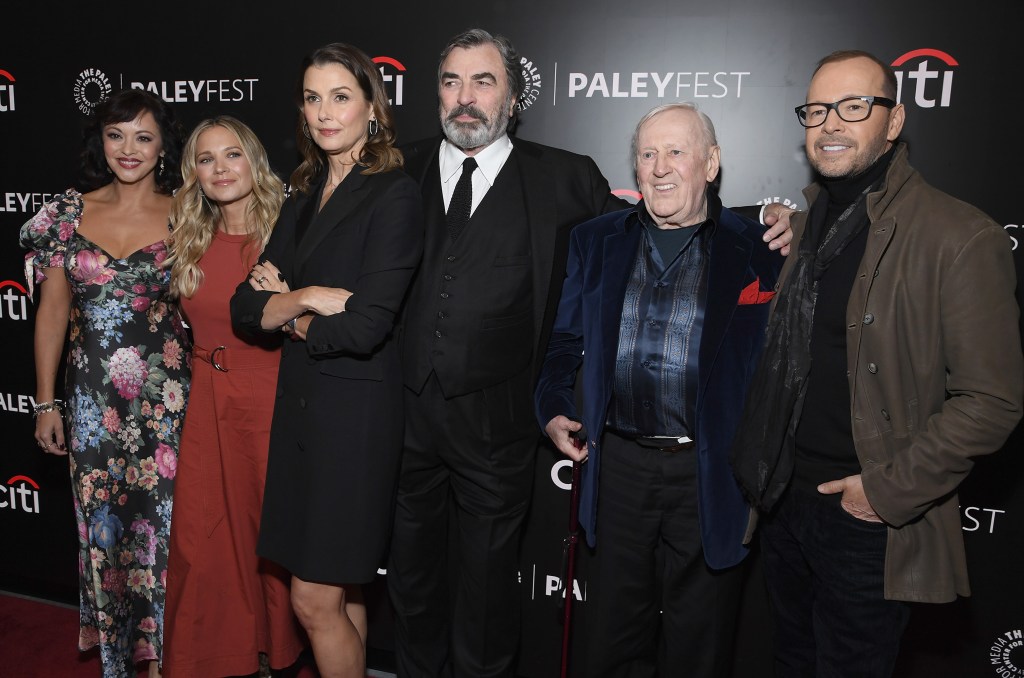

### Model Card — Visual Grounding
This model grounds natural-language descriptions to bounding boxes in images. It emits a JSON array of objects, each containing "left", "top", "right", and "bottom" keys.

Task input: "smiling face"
[
  {"left": 438, "top": 44, "right": 516, "bottom": 154},
  {"left": 635, "top": 108, "right": 720, "bottom": 229},
  {"left": 193, "top": 125, "right": 254, "bottom": 209},
  {"left": 102, "top": 111, "right": 164, "bottom": 185},
  {"left": 804, "top": 56, "right": 905, "bottom": 178},
  {"left": 302, "top": 62, "right": 375, "bottom": 163}
]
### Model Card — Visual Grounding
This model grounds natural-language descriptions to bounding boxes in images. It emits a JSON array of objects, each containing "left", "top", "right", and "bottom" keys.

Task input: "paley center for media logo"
[
  {"left": 74, "top": 68, "right": 112, "bottom": 114},
  {"left": 990, "top": 629, "right": 1023, "bottom": 677},
  {"left": 0, "top": 280, "right": 29, "bottom": 322},
  {"left": 1, "top": 475, "right": 41, "bottom": 514},
  {"left": 891, "top": 48, "right": 957, "bottom": 109},
  {"left": 0, "top": 69, "right": 15, "bottom": 112},
  {"left": 373, "top": 56, "right": 406, "bottom": 107}
]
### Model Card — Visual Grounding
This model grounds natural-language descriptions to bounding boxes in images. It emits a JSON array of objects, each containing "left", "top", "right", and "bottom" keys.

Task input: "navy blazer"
[{"left": 535, "top": 194, "right": 783, "bottom": 568}]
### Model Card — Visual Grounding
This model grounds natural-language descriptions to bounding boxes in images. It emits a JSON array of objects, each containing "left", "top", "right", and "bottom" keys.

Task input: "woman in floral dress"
[{"left": 20, "top": 89, "right": 189, "bottom": 678}]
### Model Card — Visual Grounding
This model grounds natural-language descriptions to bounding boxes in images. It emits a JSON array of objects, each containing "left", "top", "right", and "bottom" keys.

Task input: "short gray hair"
[
  {"left": 631, "top": 102, "right": 718, "bottom": 168},
  {"left": 438, "top": 28, "right": 526, "bottom": 131}
]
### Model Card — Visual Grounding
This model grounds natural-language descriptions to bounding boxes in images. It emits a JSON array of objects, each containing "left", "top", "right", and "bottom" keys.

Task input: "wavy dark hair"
[
  {"left": 291, "top": 42, "right": 402, "bottom": 194},
  {"left": 80, "top": 88, "right": 183, "bottom": 194}
]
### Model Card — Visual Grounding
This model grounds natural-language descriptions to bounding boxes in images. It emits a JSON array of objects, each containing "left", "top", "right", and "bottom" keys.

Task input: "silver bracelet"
[
  {"left": 288, "top": 317, "right": 298, "bottom": 332},
  {"left": 33, "top": 399, "right": 64, "bottom": 418}
]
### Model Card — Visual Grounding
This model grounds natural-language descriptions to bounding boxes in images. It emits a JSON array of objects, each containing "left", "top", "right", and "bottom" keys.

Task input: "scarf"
[{"left": 730, "top": 179, "right": 881, "bottom": 512}]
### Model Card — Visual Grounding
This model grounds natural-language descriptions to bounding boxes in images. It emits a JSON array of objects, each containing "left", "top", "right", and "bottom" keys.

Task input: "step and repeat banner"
[{"left": 2, "top": 1, "right": 1021, "bottom": 676}]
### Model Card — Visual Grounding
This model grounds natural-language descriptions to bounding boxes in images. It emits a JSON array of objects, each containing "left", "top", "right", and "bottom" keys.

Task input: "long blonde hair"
[{"left": 167, "top": 116, "right": 284, "bottom": 298}]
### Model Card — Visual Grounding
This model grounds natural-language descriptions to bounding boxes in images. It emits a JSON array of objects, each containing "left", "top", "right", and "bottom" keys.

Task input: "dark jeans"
[
  {"left": 585, "top": 431, "right": 744, "bottom": 678},
  {"left": 760, "top": 488, "right": 910, "bottom": 678}
]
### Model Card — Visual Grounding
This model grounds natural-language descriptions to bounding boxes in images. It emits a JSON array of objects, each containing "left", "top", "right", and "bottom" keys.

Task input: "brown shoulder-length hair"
[{"left": 291, "top": 42, "right": 402, "bottom": 194}]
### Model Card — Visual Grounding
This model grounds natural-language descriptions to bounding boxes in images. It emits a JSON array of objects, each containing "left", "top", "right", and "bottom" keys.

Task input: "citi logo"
[
  {"left": 891, "top": 49, "right": 957, "bottom": 109},
  {"left": 373, "top": 56, "right": 405, "bottom": 107},
  {"left": 1, "top": 475, "right": 40, "bottom": 514},
  {"left": 0, "top": 280, "right": 28, "bottom": 321},
  {"left": 0, "top": 69, "right": 14, "bottom": 112}
]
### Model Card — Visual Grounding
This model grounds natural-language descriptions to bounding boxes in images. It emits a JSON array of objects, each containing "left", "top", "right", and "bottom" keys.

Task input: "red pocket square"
[{"left": 738, "top": 278, "right": 776, "bottom": 305}]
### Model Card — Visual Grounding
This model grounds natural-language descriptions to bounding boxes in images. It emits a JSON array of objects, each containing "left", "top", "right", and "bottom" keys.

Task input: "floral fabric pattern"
[{"left": 20, "top": 189, "right": 191, "bottom": 678}]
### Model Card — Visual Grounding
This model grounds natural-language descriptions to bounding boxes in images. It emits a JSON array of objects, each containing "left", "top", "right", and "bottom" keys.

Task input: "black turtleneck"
[{"left": 792, "top": 145, "right": 896, "bottom": 495}]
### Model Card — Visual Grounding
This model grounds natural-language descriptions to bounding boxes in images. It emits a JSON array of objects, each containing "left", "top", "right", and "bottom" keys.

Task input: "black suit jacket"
[
  {"left": 401, "top": 136, "right": 626, "bottom": 395},
  {"left": 231, "top": 167, "right": 423, "bottom": 450}
]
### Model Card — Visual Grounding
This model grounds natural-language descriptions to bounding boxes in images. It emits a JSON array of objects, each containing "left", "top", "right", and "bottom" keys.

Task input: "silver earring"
[
  {"left": 159, "top": 156, "right": 165, "bottom": 175},
  {"left": 302, "top": 122, "right": 311, "bottom": 139},
  {"left": 368, "top": 119, "right": 379, "bottom": 136}
]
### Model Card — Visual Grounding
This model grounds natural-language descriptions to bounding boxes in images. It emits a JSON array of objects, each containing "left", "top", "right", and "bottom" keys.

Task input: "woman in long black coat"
[{"left": 230, "top": 43, "right": 422, "bottom": 678}]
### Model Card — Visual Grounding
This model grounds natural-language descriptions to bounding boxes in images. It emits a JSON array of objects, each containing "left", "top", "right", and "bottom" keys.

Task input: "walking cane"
[{"left": 558, "top": 426, "right": 586, "bottom": 678}]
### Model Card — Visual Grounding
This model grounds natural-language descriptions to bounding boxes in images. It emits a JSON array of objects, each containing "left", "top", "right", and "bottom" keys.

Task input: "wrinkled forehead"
[
  {"left": 638, "top": 109, "right": 703, "bottom": 147},
  {"left": 439, "top": 44, "right": 507, "bottom": 85}
]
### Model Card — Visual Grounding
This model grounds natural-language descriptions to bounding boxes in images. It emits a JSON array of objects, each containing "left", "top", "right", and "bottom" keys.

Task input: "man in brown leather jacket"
[{"left": 732, "top": 50, "right": 1023, "bottom": 677}]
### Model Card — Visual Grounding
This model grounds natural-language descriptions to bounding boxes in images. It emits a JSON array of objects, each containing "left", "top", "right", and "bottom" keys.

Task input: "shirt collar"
[{"left": 439, "top": 134, "right": 513, "bottom": 187}]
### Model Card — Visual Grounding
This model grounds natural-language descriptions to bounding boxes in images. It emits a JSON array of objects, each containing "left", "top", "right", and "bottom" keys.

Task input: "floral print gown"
[{"left": 20, "top": 189, "right": 191, "bottom": 677}]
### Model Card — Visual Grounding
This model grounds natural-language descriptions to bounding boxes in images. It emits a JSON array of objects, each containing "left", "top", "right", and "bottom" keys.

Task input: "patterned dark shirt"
[{"left": 607, "top": 202, "right": 712, "bottom": 437}]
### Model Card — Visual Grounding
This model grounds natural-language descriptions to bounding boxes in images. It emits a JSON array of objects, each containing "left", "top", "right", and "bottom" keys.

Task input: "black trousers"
[
  {"left": 388, "top": 370, "right": 537, "bottom": 678},
  {"left": 585, "top": 431, "right": 745, "bottom": 678},
  {"left": 760, "top": 488, "right": 910, "bottom": 678}
]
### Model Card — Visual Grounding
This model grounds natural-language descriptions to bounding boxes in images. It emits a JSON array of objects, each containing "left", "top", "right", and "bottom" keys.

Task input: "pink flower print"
[
  {"left": 153, "top": 404, "right": 166, "bottom": 420},
  {"left": 125, "top": 466, "right": 140, "bottom": 485},
  {"left": 101, "top": 568, "right": 126, "bottom": 596},
  {"left": 137, "top": 617, "right": 158, "bottom": 633},
  {"left": 155, "top": 444, "right": 177, "bottom": 479},
  {"left": 58, "top": 219, "right": 75, "bottom": 242},
  {"left": 71, "top": 249, "right": 116, "bottom": 285},
  {"left": 113, "top": 288, "right": 125, "bottom": 297},
  {"left": 132, "top": 284, "right": 147, "bottom": 294},
  {"left": 118, "top": 494, "right": 128, "bottom": 505},
  {"left": 102, "top": 407, "right": 121, "bottom": 433},
  {"left": 131, "top": 296, "right": 152, "bottom": 312},
  {"left": 107, "top": 347, "right": 148, "bottom": 399},
  {"left": 162, "top": 339, "right": 182, "bottom": 370}
]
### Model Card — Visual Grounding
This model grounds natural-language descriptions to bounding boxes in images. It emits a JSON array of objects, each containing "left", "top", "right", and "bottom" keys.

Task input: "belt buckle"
[{"left": 210, "top": 345, "right": 228, "bottom": 372}]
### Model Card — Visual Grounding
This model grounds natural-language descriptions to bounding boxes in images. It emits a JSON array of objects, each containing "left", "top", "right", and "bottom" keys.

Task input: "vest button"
[
  {"left": 867, "top": 362, "right": 878, "bottom": 374},
  {"left": 435, "top": 330, "right": 442, "bottom": 338},
  {"left": 863, "top": 313, "right": 874, "bottom": 325},
  {"left": 447, "top": 255, "right": 456, "bottom": 262},
  {"left": 440, "top": 292, "right": 450, "bottom": 299},
  {"left": 443, "top": 274, "right": 454, "bottom": 281}
]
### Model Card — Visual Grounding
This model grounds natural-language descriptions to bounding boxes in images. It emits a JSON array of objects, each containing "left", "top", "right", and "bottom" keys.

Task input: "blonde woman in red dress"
[{"left": 161, "top": 116, "right": 305, "bottom": 677}]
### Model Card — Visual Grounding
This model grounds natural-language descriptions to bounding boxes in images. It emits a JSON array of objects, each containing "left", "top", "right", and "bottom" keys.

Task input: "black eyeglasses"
[{"left": 794, "top": 96, "right": 897, "bottom": 128}]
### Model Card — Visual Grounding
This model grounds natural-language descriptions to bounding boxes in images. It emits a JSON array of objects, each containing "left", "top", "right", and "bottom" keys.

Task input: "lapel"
[
  {"left": 515, "top": 142, "right": 559, "bottom": 346},
  {"left": 599, "top": 215, "right": 643, "bottom": 379},
  {"left": 697, "top": 213, "right": 752, "bottom": 403},
  {"left": 293, "top": 169, "right": 372, "bottom": 269},
  {"left": 419, "top": 151, "right": 450, "bottom": 270}
]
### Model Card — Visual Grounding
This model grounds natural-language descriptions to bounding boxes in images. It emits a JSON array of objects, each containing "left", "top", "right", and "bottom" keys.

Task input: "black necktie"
[{"left": 447, "top": 157, "right": 478, "bottom": 242}]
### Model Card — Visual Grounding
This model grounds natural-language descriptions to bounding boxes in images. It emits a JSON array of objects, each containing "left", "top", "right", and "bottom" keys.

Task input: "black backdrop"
[{"left": 2, "top": 1, "right": 1022, "bottom": 676}]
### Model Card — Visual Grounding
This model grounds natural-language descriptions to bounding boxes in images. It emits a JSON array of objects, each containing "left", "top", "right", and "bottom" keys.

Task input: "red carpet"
[
  {"left": 0, "top": 592, "right": 330, "bottom": 677},
  {"left": 0, "top": 592, "right": 100, "bottom": 677}
]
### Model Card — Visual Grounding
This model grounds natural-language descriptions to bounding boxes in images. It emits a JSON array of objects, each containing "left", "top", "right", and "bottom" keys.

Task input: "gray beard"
[{"left": 441, "top": 116, "right": 505, "bottom": 151}]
